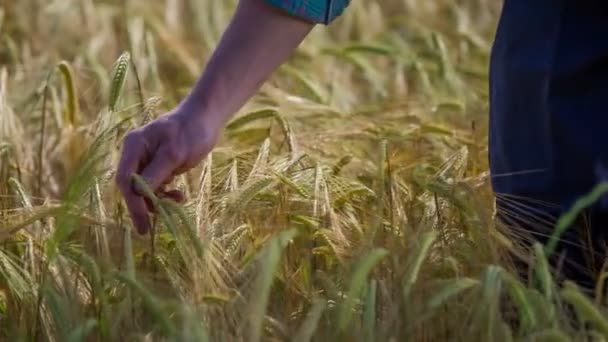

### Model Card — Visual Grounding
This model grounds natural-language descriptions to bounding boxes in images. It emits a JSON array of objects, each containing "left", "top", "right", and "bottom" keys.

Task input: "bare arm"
[
  {"left": 116, "top": 0, "right": 315, "bottom": 234},
  {"left": 183, "top": 0, "right": 315, "bottom": 129}
]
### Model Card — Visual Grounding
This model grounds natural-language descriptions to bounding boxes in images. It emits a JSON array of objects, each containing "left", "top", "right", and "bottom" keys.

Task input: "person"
[{"left": 116, "top": 0, "right": 608, "bottom": 290}]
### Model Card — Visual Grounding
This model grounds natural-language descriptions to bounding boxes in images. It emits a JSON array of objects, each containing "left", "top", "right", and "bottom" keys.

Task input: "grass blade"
[
  {"left": 534, "top": 243, "right": 553, "bottom": 301},
  {"left": 363, "top": 279, "right": 377, "bottom": 342},
  {"left": 501, "top": 272, "right": 538, "bottom": 333},
  {"left": 546, "top": 182, "right": 608, "bottom": 256},
  {"left": 402, "top": 231, "right": 438, "bottom": 299},
  {"left": 427, "top": 277, "right": 478, "bottom": 310},
  {"left": 67, "top": 319, "right": 97, "bottom": 342},
  {"left": 226, "top": 109, "right": 277, "bottom": 131},
  {"left": 292, "top": 298, "right": 327, "bottom": 342},
  {"left": 561, "top": 281, "right": 608, "bottom": 336},
  {"left": 249, "top": 228, "right": 299, "bottom": 342},
  {"left": 339, "top": 248, "right": 389, "bottom": 332},
  {"left": 115, "top": 273, "right": 176, "bottom": 336},
  {"left": 528, "top": 329, "right": 571, "bottom": 342}
]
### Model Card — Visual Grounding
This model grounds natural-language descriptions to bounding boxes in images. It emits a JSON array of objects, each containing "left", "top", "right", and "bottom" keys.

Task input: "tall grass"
[{"left": 0, "top": 0, "right": 606, "bottom": 341}]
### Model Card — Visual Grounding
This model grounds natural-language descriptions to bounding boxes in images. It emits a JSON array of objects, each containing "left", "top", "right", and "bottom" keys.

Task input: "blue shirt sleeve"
[{"left": 263, "top": 0, "right": 351, "bottom": 25}]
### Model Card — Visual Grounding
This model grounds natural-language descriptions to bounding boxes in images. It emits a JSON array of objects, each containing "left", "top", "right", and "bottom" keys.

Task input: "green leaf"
[
  {"left": 339, "top": 248, "right": 389, "bottom": 332},
  {"left": 561, "top": 281, "right": 608, "bottom": 336},
  {"left": 292, "top": 298, "right": 327, "bottom": 342},
  {"left": 402, "top": 231, "right": 437, "bottom": 299},
  {"left": 427, "top": 277, "right": 478, "bottom": 310},
  {"left": 249, "top": 229, "right": 299, "bottom": 342},
  {"left": 363, "top": 280, "right": 378, "bottom": 342}
]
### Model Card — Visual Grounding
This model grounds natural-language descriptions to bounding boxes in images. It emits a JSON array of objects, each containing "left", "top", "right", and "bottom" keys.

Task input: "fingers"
[
  {"left": 116, "top": 117, "right": 191, "bottom": 235},
  {"left": 139, "top": 144, "right": 179, "bottom": 193},
  {"left": 161, "top": 189, "right": 186, "bottom": 203},
  {"left": 124, "top": 192, "right": 151, "bottom": 234},
  {"left": 116, "top": 133, "right": 151, "bottom": 234},
  {"left": 144, "top": 189, "right": 186, "bottom": 214}
]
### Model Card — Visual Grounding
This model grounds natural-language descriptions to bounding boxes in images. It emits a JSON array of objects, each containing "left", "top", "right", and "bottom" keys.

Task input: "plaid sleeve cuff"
[{"left": 264, "top": 0, "right": 350, "bottom": 25}]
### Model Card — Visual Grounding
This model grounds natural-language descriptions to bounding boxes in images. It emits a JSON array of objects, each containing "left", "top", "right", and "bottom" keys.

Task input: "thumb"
[{"left": 139, "top": 144, "right": 180, "bottom": 194}]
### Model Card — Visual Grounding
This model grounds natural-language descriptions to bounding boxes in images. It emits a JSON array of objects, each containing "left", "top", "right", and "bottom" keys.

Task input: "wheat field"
[{"left": 1, "top": 1, "right": 607, "bottom": 341}]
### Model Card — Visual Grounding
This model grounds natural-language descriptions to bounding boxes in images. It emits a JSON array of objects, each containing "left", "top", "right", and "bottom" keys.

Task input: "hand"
[
  {"left": 115, "top": 0, "right": 314, "bottom": 235},
  {"left": 116, "top": 104, "right": 219, "bottom": 234}
]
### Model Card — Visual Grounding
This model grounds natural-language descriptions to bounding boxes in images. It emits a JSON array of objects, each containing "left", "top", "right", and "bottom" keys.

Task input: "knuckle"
[
  {"left": 124, "top": 130, "right": 143, "bottom": 147},
  {"left": 165, "top": 143, "right": 186, "bottom": 163}
]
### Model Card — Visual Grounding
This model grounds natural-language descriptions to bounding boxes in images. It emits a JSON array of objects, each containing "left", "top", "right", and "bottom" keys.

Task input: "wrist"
[{"left": 177, "top": 95, "right": 226, "bottom": 132}]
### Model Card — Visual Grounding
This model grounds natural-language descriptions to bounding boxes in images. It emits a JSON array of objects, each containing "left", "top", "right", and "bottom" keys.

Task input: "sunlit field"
[{"left": 1, "top": 1, "right": 607, "bottom": 341}]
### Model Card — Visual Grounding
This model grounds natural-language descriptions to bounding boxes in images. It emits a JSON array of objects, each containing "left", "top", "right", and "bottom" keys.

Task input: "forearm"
[{"left": 181, "top": 0, "right": 315, "bottom": 128}]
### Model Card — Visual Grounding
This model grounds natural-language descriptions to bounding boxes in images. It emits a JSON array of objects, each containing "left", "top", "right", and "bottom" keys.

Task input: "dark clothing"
[
  {"left": 490, "top": 0, "right": 608, "bottom": 287},
  {"left": 490, "top": 0, "right": 608, "bottom": 209}
]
